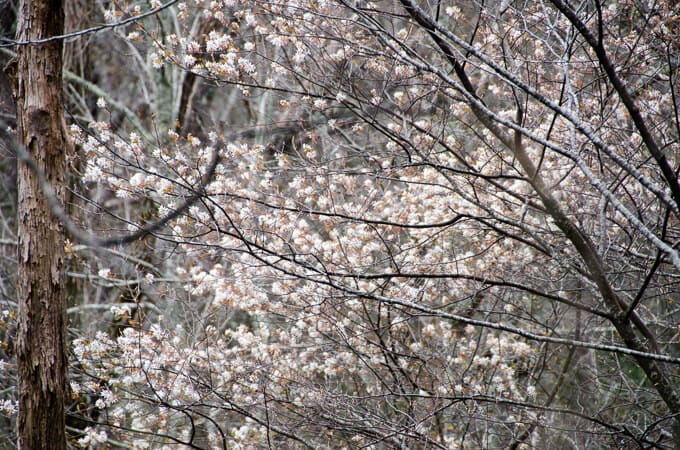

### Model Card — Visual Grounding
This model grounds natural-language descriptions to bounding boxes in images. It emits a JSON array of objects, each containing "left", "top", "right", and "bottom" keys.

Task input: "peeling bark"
[{"left": 12, "top": 0, "right": 70, "bottom": 447}]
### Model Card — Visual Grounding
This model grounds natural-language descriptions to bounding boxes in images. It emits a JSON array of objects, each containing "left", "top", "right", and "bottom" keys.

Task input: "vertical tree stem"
[{"left": 13, "top": 0, "right": 70, "bottom": 447}]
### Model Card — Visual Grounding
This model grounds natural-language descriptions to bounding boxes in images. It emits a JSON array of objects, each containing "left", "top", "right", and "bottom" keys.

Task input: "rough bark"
[{"left": 11, "top": 0, "right": 69, "bottom": 447}]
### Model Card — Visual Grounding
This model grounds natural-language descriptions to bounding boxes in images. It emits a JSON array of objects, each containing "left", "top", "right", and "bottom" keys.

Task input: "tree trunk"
[{"left": 12, "top": 0, "right": 69, "bottom": 448}]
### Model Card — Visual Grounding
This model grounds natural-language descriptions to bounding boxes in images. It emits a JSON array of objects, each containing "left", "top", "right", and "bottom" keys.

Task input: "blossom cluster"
[{"left": 61, "top": 0, "right": 680, "bottom": 447}]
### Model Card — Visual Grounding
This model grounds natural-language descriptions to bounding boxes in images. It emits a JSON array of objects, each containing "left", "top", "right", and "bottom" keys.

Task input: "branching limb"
[{"left": 0, "top": 122, "right": 219, "bottom": 247}]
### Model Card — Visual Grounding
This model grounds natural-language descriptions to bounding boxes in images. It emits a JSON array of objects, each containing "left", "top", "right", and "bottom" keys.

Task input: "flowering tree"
[{"left": 1, "top": 0, "right": 680, "bottom": 448}]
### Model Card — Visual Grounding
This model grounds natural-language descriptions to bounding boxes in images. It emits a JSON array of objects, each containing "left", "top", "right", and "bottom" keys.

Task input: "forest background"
[{"left": 0, "top": 0, "right": 680, "bottom": 448}]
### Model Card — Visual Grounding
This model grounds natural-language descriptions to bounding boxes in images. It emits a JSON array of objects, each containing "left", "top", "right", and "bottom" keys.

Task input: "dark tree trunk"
[{"left": 11, "top": 0, "right": 69, "bottom": 447}]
